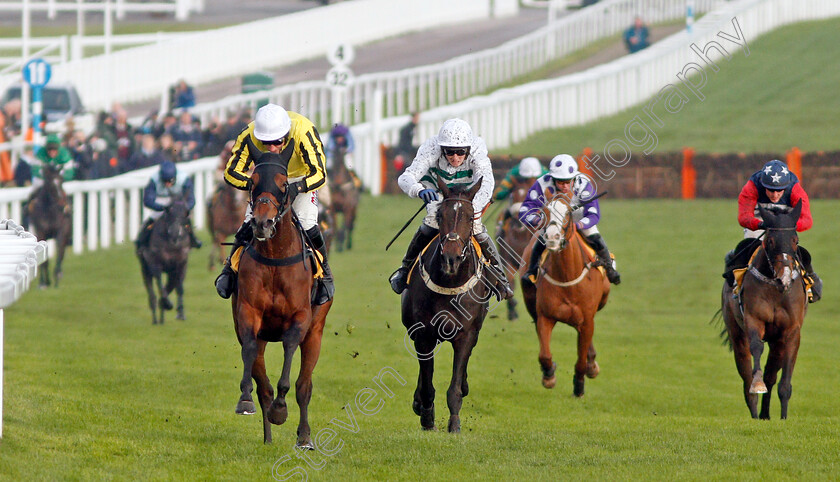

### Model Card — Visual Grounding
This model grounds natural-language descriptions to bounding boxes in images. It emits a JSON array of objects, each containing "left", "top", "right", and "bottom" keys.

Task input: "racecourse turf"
[{"left": 1, "top": 195, "right": 838, "bottom": 480}]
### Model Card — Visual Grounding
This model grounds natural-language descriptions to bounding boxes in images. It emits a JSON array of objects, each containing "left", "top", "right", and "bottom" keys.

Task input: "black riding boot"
[
  {"left": 135, "top": 218, "right": 155, "bottom": 251},
  {"left": 185, "top": 218, "right": 203, "bottom": 249},
  {"left": 389, "top": 224, "right": 439, "bottom": 294},
  {"left": 475, "top": 232, "right": 514, "bottom": 301},
  {"left": 522, "top": 237, "right": 546, "bottom": 286},
  {"left": 798, "top": 246, "right": 822, "bottom": 303},
  {"left": 722, "top": 238, "right": 762, "bottom": 286},
  {"left": 586, "top": 233, "right": 621, "bottom": 284},
  {"left": 307, "top": 226, "right": 335, "bottom": 305},
  {"left": 214, "top": 221, "right": 252, "bottom": 299}
]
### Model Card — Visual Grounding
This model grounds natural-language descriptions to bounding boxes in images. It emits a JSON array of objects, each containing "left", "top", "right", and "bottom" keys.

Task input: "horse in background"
[
  {"left": 720, "top": 203, "right": 808, "bottom": 419},
  {"left": 207, "top": 181, "right": 248, "bottom": 270},
  {"left": 495, "top": 177, "right": 534, "bottom": 321},
  {"left": 328, "top": 148, "right": 360, "bottom": 252},
  {"left": 522, "top": 195, "right": 610, "bottom": 397},
  {"left": 232, "top": 151, "right": 331, "bottom": 446},
  {"left": 27, "top": 164, "right": 72, "bottom": 288},
  {"left": 402, "top": 177, "right": 489, "bottom": 433},
  {"left": 137, "top": 193, "right": 192, "bottom": 324}
]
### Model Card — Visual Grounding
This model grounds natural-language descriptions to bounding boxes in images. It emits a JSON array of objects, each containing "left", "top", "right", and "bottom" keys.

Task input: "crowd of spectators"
[{"left": 0, "top": 97, "right": 253, "bottom": 188}]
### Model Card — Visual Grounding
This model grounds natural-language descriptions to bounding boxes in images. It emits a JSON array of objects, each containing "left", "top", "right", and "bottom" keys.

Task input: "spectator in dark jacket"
[
  {"left": 624, "top": 17, "right": 650, "bottom": 53},
  {"left": 125, "top": 134, "right": 166, "bottom": 172}
]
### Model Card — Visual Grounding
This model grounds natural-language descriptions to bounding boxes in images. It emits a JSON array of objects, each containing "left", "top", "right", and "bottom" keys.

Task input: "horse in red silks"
[
  {"left": 232, "top": 149, "right": 331, "bottom": 446},
  {"left": 522, "top": 195, "right": 610, "bottom": 397},
  {"left": 720, "top": 203, "right": 808, "bottom": 419}
]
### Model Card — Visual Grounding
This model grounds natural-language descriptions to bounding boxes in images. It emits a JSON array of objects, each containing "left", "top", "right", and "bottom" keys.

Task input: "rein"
[
  {"left": 539, "top": 204, "right": 595, "bottom": 287},
  {"left": 417, "top": 236, "right": 486, "bottom": 296}
]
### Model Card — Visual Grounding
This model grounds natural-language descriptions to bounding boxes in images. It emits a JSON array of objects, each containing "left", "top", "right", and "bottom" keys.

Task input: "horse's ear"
[
  {"left": 277, "top": 140, "right": 294, "bottom": 170},
  {"left": 466, "top": 177, "right": 483, "bottom": 201},
  {"left": 436, "top": 174, "right": 450, "bottom": 198},
  {"left": 790, "top": 199, "right": 802, "bottom": 222}
]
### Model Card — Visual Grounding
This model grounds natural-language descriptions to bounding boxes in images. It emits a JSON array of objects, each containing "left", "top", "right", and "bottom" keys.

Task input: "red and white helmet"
[
  {"left": 548, "top": 154, "right": 578, "bottom": 180},
  {"left": 437, "top": 118, "right": 473, "bottom": 148}
]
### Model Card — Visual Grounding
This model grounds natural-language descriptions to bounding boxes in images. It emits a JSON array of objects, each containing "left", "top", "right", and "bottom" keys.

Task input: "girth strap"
[{"left": 245, "top": 243, "right": 312, "bottom": 267}]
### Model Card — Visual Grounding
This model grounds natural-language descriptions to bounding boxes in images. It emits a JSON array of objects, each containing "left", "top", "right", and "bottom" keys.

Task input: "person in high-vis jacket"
[{"left": 214, "top": 103, "right": 334, "bottom": 305}]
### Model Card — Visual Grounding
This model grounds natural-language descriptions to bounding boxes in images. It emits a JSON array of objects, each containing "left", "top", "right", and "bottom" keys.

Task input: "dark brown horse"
[
  {"left": 137, "top": 194, "right": 192, "bottom": 324},
  {"left": 318, "top": 201, "right": 335, "bottom": 255},
  {"left": 207, "top": 181, "right": 248, "bottom": 270},
  {"left": 328, "top": 148, "right": 359, "bottom": 252},
  {"left": 233, "top": 151, "right": 331, "bottom": 446},
  {"left": 401, "top": 178, "right": 490, "bottom": 433},
  {"left": 522, "top": 195, "right": 610, "bottom": 397},
  {"left": 720, "top": 202, "right": 807, "bottom": 419},
  {"left": 495, "top": 177, "right": 535, "bottom": 321},
  {"left": 27, "top": 164, "right": 72, "bottom": 288}
]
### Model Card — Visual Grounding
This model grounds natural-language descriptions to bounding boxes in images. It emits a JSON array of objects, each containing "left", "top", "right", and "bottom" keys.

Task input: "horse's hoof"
[
  {"left": 573, "top": 378, "right": 585, "bottom": 397},
  {"left": 159, "top": 298, "right": 174, "bottom": 310},
  {"left": 268, "top": 401, "right": 288, "bottom": 425},
  {"left": 507, "top": 309, "right": 519, "bottom": 321},
  {"left": 412, "top": 399, "right": 421, "bottom": 416},
  {"left": 448, "top": 416, "right": 461, "bottom": 433},
  {"left": 419, "top": 405, "right": 435, "bottom": 430},
  {"left": 176, "top": 312, "right": 185, "bottom": 321},
  {"left": 236, "top": 400, "right": 256, "bottom": 415},
  {"left": 586, "top": 361, "right": 600, "bottom": 379},
  {"left": 749, "top": 381, "right": 768, "bottom": 394},
  {"left": 542, "top": 376, "right": 557, "bottom": 389},
  {"left": 296, "top": 438, "right": 315, "bottom": 451}
]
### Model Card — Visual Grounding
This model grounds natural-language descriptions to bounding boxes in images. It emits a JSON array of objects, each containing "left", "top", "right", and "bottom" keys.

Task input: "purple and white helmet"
[{"left": 548, "top": 154, "right": 578, "bottom": 180}]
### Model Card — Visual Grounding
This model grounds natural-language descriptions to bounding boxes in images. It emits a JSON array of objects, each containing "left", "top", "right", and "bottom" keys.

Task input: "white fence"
[{"left": 2, "top": 0, "right": 839, "bottom": 256}]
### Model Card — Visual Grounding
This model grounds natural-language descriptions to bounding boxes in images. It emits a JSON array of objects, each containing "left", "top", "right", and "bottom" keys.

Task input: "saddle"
[
  {"left": 529, "top": 232, "right": 607, "bottom": 285},
  {"left": 230, "top": 242, "right": 324, "bottom": 280}
]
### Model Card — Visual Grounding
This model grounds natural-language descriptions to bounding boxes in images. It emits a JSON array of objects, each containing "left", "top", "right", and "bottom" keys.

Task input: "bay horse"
[
  {"left": 137, "top": 193, "right": 192, "bottom": 324},
  {"left": 328, "top": 148, "right": 360, "bottom": 252},
  {"left": 233, "top": 150, "right": 331, "bottom": 446},
  {"left": 720, "top": 202, "right": 807, "bottom": 419},
  {"left": 27, "top": 164, "right": 72, "bottom": 288},
  {"left": 207, "top": 181, "right": 248, "bottom": 270},
  {"left": 495, "top": 177, "right": 535, "bottom": 321},
  {"left": 522, "top": 195, "right": 610, "bottom": 397},
  {"left": 402, "top": 177, "right": 490, "bottom": 433}
]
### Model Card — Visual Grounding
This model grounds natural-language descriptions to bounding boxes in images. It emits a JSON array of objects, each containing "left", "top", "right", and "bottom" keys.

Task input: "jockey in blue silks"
[{"left": 135, "top": 160, "right": 202, "bottom": 250}]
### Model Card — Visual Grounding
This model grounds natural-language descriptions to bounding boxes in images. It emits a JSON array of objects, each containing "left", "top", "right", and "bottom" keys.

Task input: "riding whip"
[{"left": 385, "top": 203, "right": 427, "bottom": 251}]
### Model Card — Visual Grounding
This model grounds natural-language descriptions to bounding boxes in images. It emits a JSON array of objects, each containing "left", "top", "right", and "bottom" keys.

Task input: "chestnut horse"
[
  {"left": 207, "top": 181, "right": 247, "bottom": 269},
  {"left": 233, "top": 150, "right": 331, "bottom": 446},
  {"left": 522, "top": 196, "right": 610, "bottom": 397},
  {"left": 720, "top": 203, "right": 807, "bottom": 419},
  {"left": 401, "top": 178, "right": 490, "bottom": 433},
  {"left": 328, "top": 148, "right": 359, "bottom": 252},
  {"left": 27, "top": 164, "right": 72, "bottom": 288},
  {"left": 495, "top": 177, "right": 535, "bottom": 321}
]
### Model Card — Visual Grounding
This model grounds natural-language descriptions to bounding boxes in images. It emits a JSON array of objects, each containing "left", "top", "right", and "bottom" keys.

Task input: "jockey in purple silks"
[{"left": 519, "top": 154, "right": 621, "bottom": 285}]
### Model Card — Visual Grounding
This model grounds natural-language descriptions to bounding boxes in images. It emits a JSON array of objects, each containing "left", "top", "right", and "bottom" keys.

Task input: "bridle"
[
  {"left": 249, "top": 162, "right": 293, "bottom": 239},
  {"left": 751, "top": 226, "right": 800, "bottom": 287},
  {"left": 437, "top": 196, "right": 474, "bottom": 260}
]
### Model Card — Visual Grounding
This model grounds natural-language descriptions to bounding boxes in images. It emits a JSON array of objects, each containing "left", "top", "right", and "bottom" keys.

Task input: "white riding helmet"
[
  {"left": 519, "top": 157, "right": 543, "bottom": 178},
  {"left": 253, "top": 104, "right": 292, "bottom": 142},
  {"left": 437, "top": 118, "right": 473, "bottom": 148},
  {"left": 548, "top": 154, "right": 579, "bottom": 180}
]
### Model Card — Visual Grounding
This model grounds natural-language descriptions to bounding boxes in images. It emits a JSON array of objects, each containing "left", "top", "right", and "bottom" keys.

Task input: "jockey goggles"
[
  {"left": 442, "top": 147, "right": 469, "bottom": 157},
  {"left": 262, "top": 134, "right": 289, "bottom": 147}
]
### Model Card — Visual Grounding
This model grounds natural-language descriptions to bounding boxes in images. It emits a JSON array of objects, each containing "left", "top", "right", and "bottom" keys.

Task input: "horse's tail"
[{"left": 708, "top": 308, "right": 733, "bottom": 351}]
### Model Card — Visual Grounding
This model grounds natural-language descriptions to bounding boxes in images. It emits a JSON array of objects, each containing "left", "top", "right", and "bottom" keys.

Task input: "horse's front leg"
[
  {"left": 235, "top": 306, "right": 262, "bottom": 416},
  {"left": 535, "top": 313, "right": 557, "bottom": 389},
  {"left": 269, "top": 322, "right": 305, "bottom": 427},
  {"left": 413, "top": 337, "right": 437, "bottom": 431},
  {"left": 572, "top": 317, "right": 595, "bottom": 397},
  {"left": 154, "top": 273, "right": 169, "bottom": 324},
  {"left": 745, "top": 316, "right": 767, "bottom": 394},
  {"left": 39, "top": 258, "right": 51, "bottom": 289},
  {"left": 54, "top": 229, "right": 69, "bottom": 288},
  {"left": 446, "top": 332, "right": 478, "bottom": 433},
  {"left": 142, "top": 270, "right": 159, "bottom": 325},
  {"left": 776, "top": 330, "right": 801, "bottom": 420},
  {"left": 252, "top": 340, "right": 275, "bottom": 444},
  {"left": 295, "top": 321, "right": 325, "bottom": 450},
  {"left": 174, "top": 267, "right": 186, "bottom": 320}
]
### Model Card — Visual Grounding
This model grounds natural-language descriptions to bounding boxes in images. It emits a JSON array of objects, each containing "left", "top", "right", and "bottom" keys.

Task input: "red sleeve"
[
  {"left": 791, "top": 183, "right": 813, "bottom": 232},
  {"left": 737, "top": 180, "right": 761, "bottom": 230}
]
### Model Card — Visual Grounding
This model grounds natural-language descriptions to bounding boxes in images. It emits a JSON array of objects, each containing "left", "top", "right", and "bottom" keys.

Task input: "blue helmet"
[
  {"left": 331, "top": 124, "right": 349, "bottom": 137},
  {"left": 160, "top": 161, "right": 177, "bottom": 182},
  {"left": 759, "top": 160, "right": 792, "bottom": 190}
]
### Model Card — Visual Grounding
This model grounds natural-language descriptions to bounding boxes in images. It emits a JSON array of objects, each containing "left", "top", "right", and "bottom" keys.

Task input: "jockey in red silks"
[{"left": 723, "top": 159, "right": 821, "bottom": 302}]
